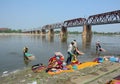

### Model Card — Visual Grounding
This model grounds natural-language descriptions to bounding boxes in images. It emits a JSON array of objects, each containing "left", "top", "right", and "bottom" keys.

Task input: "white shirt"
[{"left": 67, "top": 44, "right": 74, "bottom": 53}]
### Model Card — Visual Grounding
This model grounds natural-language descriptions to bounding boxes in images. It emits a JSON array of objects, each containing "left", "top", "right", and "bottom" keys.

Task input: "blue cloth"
[
  {"left": 25, "top": 53, "right": 32, "bottom": 57},
  {"left": 109, "top": 56, "right": 117, "bottom": 62},
  {"left": 98, "top": 57, "right": 104, "bottom": 63},
  {"left": 72, "top": 65, "right": 78, "bottom": 70}
]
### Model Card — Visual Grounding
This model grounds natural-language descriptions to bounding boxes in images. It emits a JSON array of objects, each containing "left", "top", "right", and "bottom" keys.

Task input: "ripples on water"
[{"left": 0, "top": 34, "right": 120, "bottom": 75}]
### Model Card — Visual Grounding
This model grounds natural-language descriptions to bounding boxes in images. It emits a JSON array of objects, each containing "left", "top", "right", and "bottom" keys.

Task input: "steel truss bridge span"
[
  {"left": 42, "top": 10, "right": 120, "bottom": 30},
  {"left": 86, "top": 10, "right": 120, "bottom": 25}
]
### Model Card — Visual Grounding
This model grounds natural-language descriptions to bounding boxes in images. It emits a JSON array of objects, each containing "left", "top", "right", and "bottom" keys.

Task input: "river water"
[{"left": 0, "top": 34, "right": 120, "bottom": 75}]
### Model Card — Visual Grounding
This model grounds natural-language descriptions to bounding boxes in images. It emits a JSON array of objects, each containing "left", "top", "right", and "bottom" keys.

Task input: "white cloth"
[{"left": 55, "top": 52, "right": 64, "bottom": 57}]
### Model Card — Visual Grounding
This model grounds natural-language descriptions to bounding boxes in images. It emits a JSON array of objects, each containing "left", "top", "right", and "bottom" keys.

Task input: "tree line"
[
  {"left": 93, "top": 31, "right": 120, "bottom": 35},
  {"left": 55, "top": 30, "right": 120, "bottom": 35},
  {"left": 1, "top": 29, "right": 120, "bottom": 35},
  {"left": 0, "top": 29, "right": 22, "bottom": 33}
]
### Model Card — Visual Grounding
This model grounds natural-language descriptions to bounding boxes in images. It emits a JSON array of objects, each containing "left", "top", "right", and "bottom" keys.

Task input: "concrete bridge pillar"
[
  {"left": 30, "top": 31, "right": 32, "bottom": 34},
  {"left": 35, "top": 30, "right": 38, "bottom": 34},
  {"left": 33, "top": 30, "right": 35, "bottom": 34},
  {"left": 31, "top": 31, "right": 35, "bottom": 34},
  {"left": 82, "top": 25, "right": 92, "bottom": 38},
  {"left": 60, "top": 26, "right": 67, "bottom": 38},
  {"left": 48, "top": 29, "right": 54, "bottom": 36},
  {"left": 41, "top": 29, "right": 46, "bottom": 35},
  {"left": 82, "top": 25, "right": 92, "bottom": 49},
  {"left": 38, "top": 30, "right": 41, "bottom": 34},
  {"left": 35, "top": 30, "right": 41, "bottom": 34}
]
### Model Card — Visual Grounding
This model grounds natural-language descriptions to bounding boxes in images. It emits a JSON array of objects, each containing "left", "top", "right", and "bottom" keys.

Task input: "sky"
[{"left": 0, "top": 0, "right": 120, "bottom": 32}]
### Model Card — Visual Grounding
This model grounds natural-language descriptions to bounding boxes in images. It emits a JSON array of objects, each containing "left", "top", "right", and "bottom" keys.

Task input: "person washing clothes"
[
  {"left": 96, "top": 40, "right": 106, "bottom": 56},
  {"left": 73, "top": 40, "right": 84, "bottom": 55},
  {"left": 66, "top": 42, "right": 76, "bottom": 65}
]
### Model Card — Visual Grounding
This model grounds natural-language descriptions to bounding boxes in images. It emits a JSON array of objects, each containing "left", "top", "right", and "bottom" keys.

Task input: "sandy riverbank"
[
  {"left": 0, "top": 61, "right": 120, "bottom": 84},
  {"left": 0, "top": 33, "right": 52, "bottom": 36}
]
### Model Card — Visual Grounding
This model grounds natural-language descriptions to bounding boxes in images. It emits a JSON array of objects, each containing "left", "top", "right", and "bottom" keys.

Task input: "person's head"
[
  {"left": 97, "top": 39, "right": 100, "bottom": 42},
  {"left": 23, "top": 46, "right": 28, "bottom": 53},
  {"left": 73, "top": 40, "right": 76, "bottom": 42},
  {"left": 24, "top": 46, "right": 28, "bottom": 50},
  {"left": 71, "top": 42, "right": 74, "bottom": 45}
]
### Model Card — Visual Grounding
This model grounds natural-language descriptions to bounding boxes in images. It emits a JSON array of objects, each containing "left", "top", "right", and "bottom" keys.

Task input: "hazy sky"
[{"left": 0, "top": 0, "right": 120, "bottom": 32}]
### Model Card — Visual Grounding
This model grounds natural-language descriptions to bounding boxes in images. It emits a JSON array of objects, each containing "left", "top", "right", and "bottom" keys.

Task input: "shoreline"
[
  {"left": 0, "top": 61, "right": 120, "bottom": 84},
  {"left": 0, "top": 33, "right": 57, "bottom": 36},
  {"left": 0, "top": 33, "right": 120, "bottom": 35},
  {"left": 0, "top": 33, "right": 38, "bottom": 36}
]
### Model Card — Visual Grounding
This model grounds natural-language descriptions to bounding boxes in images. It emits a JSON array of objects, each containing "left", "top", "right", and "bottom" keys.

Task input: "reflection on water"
[
  {"left": 0, "top": 34, "right": 120, "bottom": 75},
  {"left": 42, "top": 35, "right": 46, "bottom": 40},
  {"left": 60, "top": 36, "right": 67, "bottom": 43},
  {"left": 82, "top": 35, "right": 92, "bottom": 50},
  {"left": 23, "top": 56, "right": 30, "bottom": 66},
  {"left": 48, "top": 35, "right": 54, "bottom": 42}
]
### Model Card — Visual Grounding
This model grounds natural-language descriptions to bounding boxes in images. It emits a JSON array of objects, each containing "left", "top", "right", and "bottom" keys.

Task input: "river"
[{"left": 0, "top": 34, "right": 120, "bottom": 75}]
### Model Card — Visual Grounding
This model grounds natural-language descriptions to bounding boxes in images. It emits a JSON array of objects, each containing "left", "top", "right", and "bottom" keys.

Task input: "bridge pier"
[
  {"left": 82, "top": 25, "right": 92, "bottom": 49},
  {"left": 41, "top": 29, "right": 46, "bottom": 35},
  {"left": 32, "top": 31, "right": 36, "bottom": 34},
  {"left": 60, "top": 26, "right": 67, "bottom": 38},
  {"left": 29, "top": 31, "right": 32, "bottom": 34},
  {"left": 82, "top": 25, "right": 92, "bottom": 38},
  {"left": 48, "top": 29, "right": 54, "bottom": 36},
  {"left": 35, "top": 30, "right": 41, "bottom": 34}
]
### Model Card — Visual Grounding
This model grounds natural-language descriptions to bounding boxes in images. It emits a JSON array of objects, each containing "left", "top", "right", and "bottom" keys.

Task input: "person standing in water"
[
  {"left": 96, "top": 40, "right": 101, "bottom": 52},
  {"left": 23, "top": 46, "right": 28, "bottom": 55},
  {"left": 73, "top": 40, "right": 84, "bottom": 55},
  {"left": 23, "top": 46, "right": 35, "bottom": 61},
  {"left": 66, "top": 42, "right": 76, "bottom": 65},
  {"left": 23, "top": 46, "right": 29, "bottom": 65},
  {"left": 96, "top": 40, "right": 106, "bottom": 56}
]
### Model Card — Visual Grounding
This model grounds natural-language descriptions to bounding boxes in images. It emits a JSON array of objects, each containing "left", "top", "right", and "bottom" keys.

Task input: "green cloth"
[{"left": 25, "top": 53, "right": 32, "bottom": 57}]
